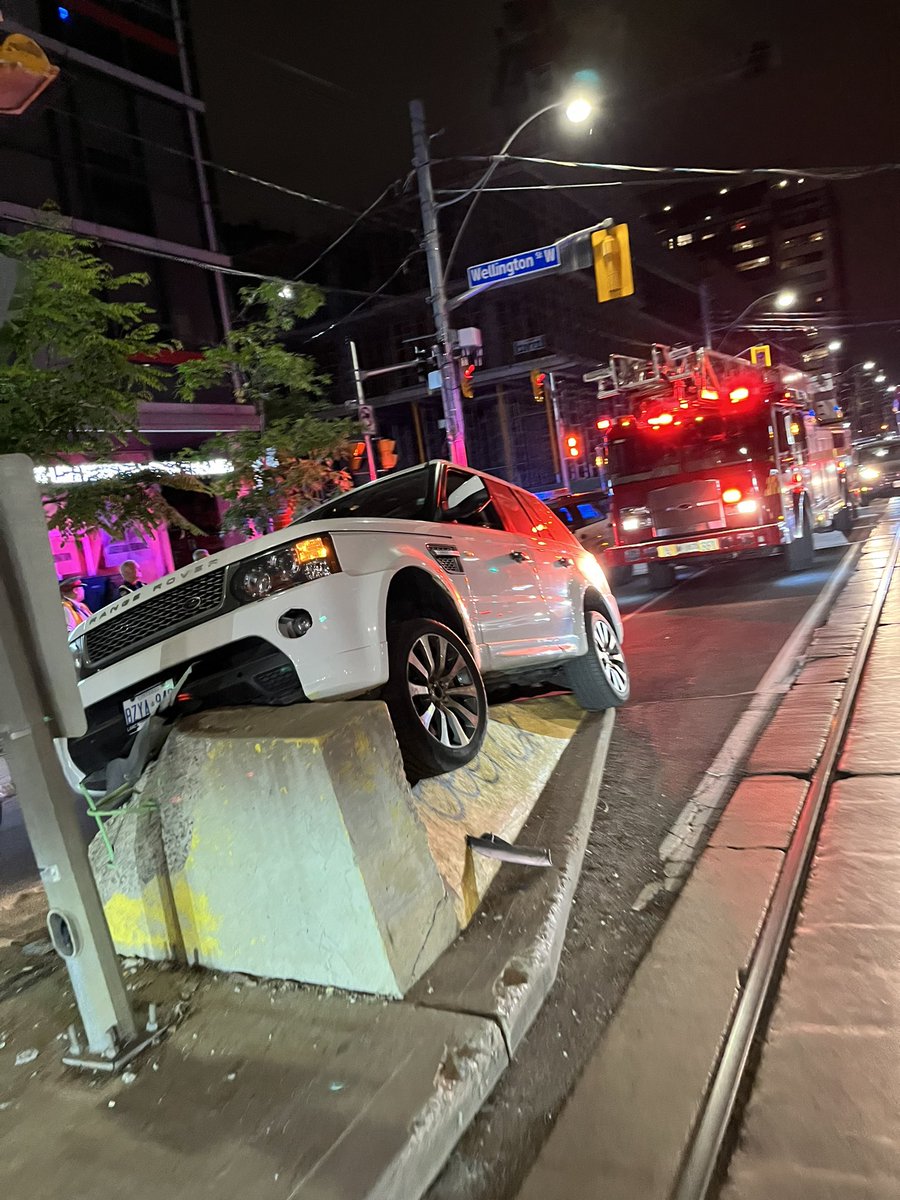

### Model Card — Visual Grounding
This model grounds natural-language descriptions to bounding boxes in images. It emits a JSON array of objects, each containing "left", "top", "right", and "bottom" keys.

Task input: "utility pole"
[
  {"left": 548, "top": 372, "right": 570, "bottom": 490},
  {"left": 409, "top": 98, "right": 467, "bottom": 466},
  {"left": 348, "top": 339, "right": 378, "bottom": 482}
]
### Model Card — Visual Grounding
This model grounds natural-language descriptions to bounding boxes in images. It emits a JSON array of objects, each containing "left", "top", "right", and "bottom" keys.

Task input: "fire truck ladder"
[{"left": 583, "top": 345, "right": 783, "bottom": 408}]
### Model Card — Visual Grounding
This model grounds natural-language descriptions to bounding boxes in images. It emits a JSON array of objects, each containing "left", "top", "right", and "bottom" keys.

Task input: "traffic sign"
[
  {"left": 466, "top": 244, "right": 560, "bottom": 290},
  {"left": 358, "top": 404, "right": 377, "bottom": 436}
]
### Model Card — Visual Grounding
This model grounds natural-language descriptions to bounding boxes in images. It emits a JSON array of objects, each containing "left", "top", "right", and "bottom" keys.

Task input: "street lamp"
[
  {"left": 716, "top": 288, "right": 797, "bottom": 349},
  {"left": 827, "top": 339, "right": 842, "bottom": 353},
  {"left": 864, "top": 360, "right": 876, "bottom": 371},
  {"left": 409, "top": 80, "right": 598, "bottom": 466},
  {"left": 875, "top": 372, "right": 887, "bottom": 384}
]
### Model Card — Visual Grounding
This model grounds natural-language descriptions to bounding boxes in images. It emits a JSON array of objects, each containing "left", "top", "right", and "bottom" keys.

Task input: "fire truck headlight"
[
  {"left": 859, "top": 465, "right": 880, "bottom": 482},
  {"left": 736, "top": 499, "right": 759, "bottom": 514},
  {"left": 620, "top": 506, "right": 651, "bottom": 532}
]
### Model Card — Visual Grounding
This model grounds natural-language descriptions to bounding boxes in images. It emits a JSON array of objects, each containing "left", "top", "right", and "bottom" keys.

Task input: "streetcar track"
[{"left": 672, "top": 520, "right": 900, "bottom": 1200}]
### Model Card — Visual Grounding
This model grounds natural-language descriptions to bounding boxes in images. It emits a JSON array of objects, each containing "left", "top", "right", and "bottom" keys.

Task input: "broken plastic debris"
[
  {"left": 14, "top": 1048, "right": 38, "bottom": 1067},
  {"left": 328, "top": 1081, "right": 346, "bottom": 1092},
  {"left": 121, "top": 1071, "right": 137, "bottom": 1085},
  {"left": 467, "top": 832, "right": 552, "bottom": 868}
]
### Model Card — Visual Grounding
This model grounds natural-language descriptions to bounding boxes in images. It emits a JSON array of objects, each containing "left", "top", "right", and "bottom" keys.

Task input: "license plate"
[
  {"left": 123, "top": 680, "right": 175, "bottom": 733},
  {"left": 657, "top": 537, "right": 720, "bottom": 559}
]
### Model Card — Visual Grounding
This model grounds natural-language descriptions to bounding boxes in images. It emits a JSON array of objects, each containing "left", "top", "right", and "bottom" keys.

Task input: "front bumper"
[
  {"left": 605, "top": 523, "right": 784, "bottom": 568},
  {"left": 62, "top": 571, "right": 390, "bottom": 788}
]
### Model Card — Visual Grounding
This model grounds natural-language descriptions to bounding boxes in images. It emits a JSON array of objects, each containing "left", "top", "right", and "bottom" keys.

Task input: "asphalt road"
[{"left": 427, "top": 523, "right": 875, "bottom": 1200}]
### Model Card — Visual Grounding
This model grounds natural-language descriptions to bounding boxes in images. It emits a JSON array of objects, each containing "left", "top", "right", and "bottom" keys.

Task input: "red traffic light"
[{"left": 565, "top": 434, "right": 581, "bottom": 458}]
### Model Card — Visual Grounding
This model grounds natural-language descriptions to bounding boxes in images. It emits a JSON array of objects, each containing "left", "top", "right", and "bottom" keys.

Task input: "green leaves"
[{"left": 0, "top": 223, "right": 354, "bottom": 541}]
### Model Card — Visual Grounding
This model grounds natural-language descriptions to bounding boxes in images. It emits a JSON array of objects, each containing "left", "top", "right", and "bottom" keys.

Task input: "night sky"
[{"left": 190, "top": 0, "right": 900, "bottom": 368}]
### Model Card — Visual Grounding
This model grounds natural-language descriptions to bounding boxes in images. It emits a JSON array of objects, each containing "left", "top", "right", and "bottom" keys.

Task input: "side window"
[
  {"left": 489, "top": 481, "right": 537, "bottom": 536},
  {"left": 775, "top": 410, "right": 807, "bottom": 464},
  {"left": 443, "top": 469, "right": 504, "bottom": 530},
  {"left": 518, "top": 493, "right": 578, "bottom": 545}
]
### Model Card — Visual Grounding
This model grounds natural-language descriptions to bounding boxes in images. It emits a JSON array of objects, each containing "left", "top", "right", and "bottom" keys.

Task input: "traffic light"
[
  {"left": 349, "top": 442, "right": 366, "bottom": 472},
  {"left": 591, "top": 223, "right": 635, "bottom": 304},
  {"left": 377, "top": 438, "right": 398, "bottom": 471},
  {"left": 565, "top": 434, "right": 582, "bottom": 459},
  {"left": 530, "top": 369, "right": 549, "bottom": 403},
  {"left": 460, "top": 360, "right": 476, "bottom": 399}
]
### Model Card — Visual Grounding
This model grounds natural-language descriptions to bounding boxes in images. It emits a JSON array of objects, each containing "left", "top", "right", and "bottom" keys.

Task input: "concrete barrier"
[{"left": 91, "top": 697, "right": 583, "bottom": 996}]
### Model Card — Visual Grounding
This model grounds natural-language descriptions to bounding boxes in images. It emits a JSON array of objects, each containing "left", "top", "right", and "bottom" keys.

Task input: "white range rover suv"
[{"left": 63, "top": 461, "right": 628, "bottom": 785}]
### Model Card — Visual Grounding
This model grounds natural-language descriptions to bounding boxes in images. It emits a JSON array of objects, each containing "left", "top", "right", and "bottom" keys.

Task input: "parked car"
[
  {"left": 546, "top": 489, "right": 614, "bottom": 556},
  {"left": 62, "top": 462, "right": 628, "bottom": 787},
  {"left": 856, "top": 437, "right": 900, "bottom": 500}
]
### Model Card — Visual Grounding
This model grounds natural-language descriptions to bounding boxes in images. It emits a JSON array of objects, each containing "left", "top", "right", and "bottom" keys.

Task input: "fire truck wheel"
[
  {"left": 784, "top": 506, "right": 814, "bottom": 572},
  {"left": 564, "top": 609, "right": 630, "bottom": 710},
  {"left": 608, "top": 564, "right": 634, "bottom": 589},
  {"left": 647, "top": 560, "right": 676, "bottom": 590}
]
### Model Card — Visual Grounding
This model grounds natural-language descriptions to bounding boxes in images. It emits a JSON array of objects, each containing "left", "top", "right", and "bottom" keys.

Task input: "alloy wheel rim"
[
  {"left": 592, "top": 616, "right": 628, "bottom": 697},
  {"left": 407, "top": 634, "right": 481, "bottom": 748}
]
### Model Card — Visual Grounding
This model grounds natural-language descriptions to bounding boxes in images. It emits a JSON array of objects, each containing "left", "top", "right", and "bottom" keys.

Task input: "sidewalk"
[{"left": 723, "top": 536, "right": 900, "bottom": 1199}]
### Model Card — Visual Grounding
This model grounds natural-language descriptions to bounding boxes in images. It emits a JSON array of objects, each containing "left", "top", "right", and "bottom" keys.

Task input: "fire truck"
[{"left": 586, "top": 345, "right": 855, "bottom": 590}]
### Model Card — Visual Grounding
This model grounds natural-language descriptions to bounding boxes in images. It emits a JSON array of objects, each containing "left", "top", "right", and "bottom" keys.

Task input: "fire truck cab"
[{"left": 587, "top": 346, "right": 854, "bottom": 590}]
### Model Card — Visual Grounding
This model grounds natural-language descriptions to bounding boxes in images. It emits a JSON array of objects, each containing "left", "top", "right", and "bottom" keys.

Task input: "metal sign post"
[{"left": 0, "top": 455, "right": 137, "bottom": 1060}]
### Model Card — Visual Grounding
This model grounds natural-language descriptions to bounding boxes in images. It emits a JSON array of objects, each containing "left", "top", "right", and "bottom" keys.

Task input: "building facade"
[{"left": 0, "top": 0, "right": 257, "bottom": 587}]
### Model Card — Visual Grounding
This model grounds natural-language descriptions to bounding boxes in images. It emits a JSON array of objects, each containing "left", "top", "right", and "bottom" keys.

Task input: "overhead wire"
[{"left": 301, "top": 249, "right": 422, "bottom": 345}]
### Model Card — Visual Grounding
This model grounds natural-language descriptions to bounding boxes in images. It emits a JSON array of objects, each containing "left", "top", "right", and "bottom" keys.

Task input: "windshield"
[
  {"left": 548, "top": 494, "right": 609, "bottom": 531},
  {"left": 859, "top": 443, "right": 900, "bottom": 467},
  {"left": 294, "top": 465, "right": 432, "bottom": 523},
  {"left": 607, "top": 413, "right": 772, "bottom": 483}
]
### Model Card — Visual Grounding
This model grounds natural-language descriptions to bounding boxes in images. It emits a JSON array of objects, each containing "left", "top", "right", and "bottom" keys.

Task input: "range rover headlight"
[{"left": 231, "top": 535, "right": 340, "bottom": 604}]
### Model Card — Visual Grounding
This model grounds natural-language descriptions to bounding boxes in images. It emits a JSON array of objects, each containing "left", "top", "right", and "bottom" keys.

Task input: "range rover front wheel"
[
  {"left": 563, "top": 609, "right": 630, "bottom": 711},
  {"left": 383, "top": 619, "right": 488, "bottom": 781}
]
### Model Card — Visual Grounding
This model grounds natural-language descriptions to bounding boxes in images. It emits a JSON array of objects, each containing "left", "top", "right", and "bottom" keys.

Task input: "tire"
[
  {"left": 607, "top": 563, "right": 634, "bottom": 589},
  {"left": 832, "top": 504, "right": 854, "bottom": 536},
  {"left": 784, "top": 504, "right": 814, "bottom": 572},
  {"left": 382, "top": 619, "right": 487, "bottom": 781},
  {"left": 563, "top": 609, "right": 630, "bottom": 711},
  {"left": 647, "top": 560, "right": 676, "bottom": 590}
]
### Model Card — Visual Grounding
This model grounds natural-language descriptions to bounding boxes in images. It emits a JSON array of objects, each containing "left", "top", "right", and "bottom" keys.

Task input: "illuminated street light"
[
  {"left": 774, "top": 289, "right": 797, "bottom": 310},
  {"left": 827, "top": 339, "right": 842, "bottom": 353},
  {"left": 716, "top": 288, "right": 796, "bottom": 349},
  {"left": 876, "top": 372, "right": 887, "bottom": 383},
  {"left": 888, "top": 385, "right": 898, "bottom": 394},
  {"left": 565, "top": 96, "right": 594, "bottom": 124},
  {"left": 278, "top": 284, "right": 295, "bottom": 301},
  {"left": 864, "top": 361, "right": 876, "bottom": 371}
]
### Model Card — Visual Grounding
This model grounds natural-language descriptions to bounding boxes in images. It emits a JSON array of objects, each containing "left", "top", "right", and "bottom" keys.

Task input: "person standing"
[
  {"left": 118, "top": 560, "right": 144, "bottom": 597},
  {"left": 60, "top": 577, "right": 93, "bottom": 633}
]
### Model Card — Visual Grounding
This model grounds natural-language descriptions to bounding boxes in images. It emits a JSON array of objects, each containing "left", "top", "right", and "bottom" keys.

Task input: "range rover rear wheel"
[{"left": 383, "top": 619, "right": 487, "bottom": 781}]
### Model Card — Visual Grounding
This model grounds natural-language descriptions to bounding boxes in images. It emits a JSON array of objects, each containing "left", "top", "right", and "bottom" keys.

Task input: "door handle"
[{"left": 509, "top": 550, "right": 530, "bottom": 563}]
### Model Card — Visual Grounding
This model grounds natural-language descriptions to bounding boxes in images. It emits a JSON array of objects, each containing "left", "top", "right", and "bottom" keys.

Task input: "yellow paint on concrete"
[
  {"left": 171, "top": 874, "right": 221, "bottom": 960},
  {"left": 103, "top": 880, "right": 179, "bottom": 957}
]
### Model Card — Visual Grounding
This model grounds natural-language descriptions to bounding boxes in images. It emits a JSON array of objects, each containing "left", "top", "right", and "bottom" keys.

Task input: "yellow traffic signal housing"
[
  {"left": 591, "top": 223, "right": 635, "bottom": 304},
  {"left": 377, "top": 439, "right": 398, "bottom": 471},
  {"left": 530, "top": 369, "right": 548, "bottom": 403},
  {"left": 460, "top": 361, "right": 476, "bottom": 399},
  {"left": 749, "top": 344, "right": 772, "bottom": 367}
]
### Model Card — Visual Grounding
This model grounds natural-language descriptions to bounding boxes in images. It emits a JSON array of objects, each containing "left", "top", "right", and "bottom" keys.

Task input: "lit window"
[
  {"left": 809, "top": 231, "right": 825, "bottom": 242},
  {"left": 735, "top": 256, "right": 772, "bottom": 271},
  {"left": 676, "top": 233, "right": 693, "bottom": 247},
  {"left": 663, "top": 205, "right": 672, "bottom": 213},
  {"left": 667, "top": 237, "right": 675, "bottom": 250},
  {"left": 732, "top": 237, "right": 767, "bottom": 253},
  {"left": 702, "top": 233, "right": 716, "bottom": 241},
  {"left": 719, "top": 187, "right": 729, "bottom": 195},
  {"left": 704, "top": 215, "right": 712, "bottom": 221},
  {"left": 732, "top": 222, "right": 748, "bottom": 232},
  {"left": 776, "top": 179, "right": 789, "bottom": 188}
]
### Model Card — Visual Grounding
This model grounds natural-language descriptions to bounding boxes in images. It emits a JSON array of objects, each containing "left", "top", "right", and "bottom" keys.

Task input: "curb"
[{"left": 517, "top": 514, "right": 895, "bottom": 1200}]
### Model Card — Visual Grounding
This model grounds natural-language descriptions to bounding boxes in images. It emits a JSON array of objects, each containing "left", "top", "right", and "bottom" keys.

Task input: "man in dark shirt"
[{"left": 118, "top": 560, "right": 144, "bottom": 598}]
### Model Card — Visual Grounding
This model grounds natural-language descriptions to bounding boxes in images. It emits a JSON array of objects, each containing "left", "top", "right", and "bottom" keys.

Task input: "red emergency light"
[
  {"left": 647, "top": 412, "right": 674, "bottom": 426},
  {"left": 700, "top": 388, "right": 719, "bottom": 401},
  {"left": 729, "top": 386, "right": 750, "bottom": 403}
]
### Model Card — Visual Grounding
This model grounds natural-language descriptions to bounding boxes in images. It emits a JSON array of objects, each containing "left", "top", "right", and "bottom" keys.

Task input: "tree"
[
  {"left": 176, "top": 281, "right": 355, "bottom": 533},
  {"left": 0, "top": 222, "right": 184, "bottom": 532},
  {"left": 0, "top": 223, "right": 353, "bottom": 537}
]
